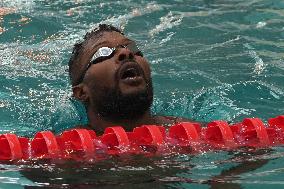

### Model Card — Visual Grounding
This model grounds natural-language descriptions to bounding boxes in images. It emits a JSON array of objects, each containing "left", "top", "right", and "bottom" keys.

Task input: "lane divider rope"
[{"left": 1, "top": 115, "right": 284, "bottom": 160}]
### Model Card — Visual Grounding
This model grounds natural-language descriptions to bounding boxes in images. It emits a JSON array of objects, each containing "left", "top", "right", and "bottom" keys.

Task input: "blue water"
[{"left": 0, "top": 0, "right": 284, "bottom": 188}]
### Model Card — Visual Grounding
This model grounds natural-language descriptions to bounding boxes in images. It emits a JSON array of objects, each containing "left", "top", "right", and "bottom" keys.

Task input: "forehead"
[{"left": 84, "top": 31, "right": 131, "bottom": 51}]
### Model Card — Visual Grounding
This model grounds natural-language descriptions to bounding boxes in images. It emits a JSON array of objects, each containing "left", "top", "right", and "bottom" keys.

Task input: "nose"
[{"left": 115, "top": 47, "right": 134, "bottom": 63}]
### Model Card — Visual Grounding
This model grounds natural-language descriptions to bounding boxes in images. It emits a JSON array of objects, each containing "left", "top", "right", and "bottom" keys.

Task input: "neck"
[{"left": 87, "top": 108, "right": 156, "bottom": 134}]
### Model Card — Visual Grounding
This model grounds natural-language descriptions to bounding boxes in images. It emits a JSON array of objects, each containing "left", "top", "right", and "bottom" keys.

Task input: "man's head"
[{"left": 68, "top": 24, "right": 153, "bottom": 122}]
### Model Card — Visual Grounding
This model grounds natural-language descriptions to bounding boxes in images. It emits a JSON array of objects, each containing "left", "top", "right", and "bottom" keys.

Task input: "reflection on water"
[
  {"left": 0, "top": 148, "right": 280, "bottom": 188},
  {"left": 1, "top": 0, "right": 284, "bottom": 188}
]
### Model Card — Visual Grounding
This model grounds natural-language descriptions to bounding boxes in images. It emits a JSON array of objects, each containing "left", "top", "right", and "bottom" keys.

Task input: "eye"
[
  {"left": 135, "top": 51, "right": 143, "bottom": 57},
  {"left": 126, "top": 42, "right": 143, "bottom": 57}
]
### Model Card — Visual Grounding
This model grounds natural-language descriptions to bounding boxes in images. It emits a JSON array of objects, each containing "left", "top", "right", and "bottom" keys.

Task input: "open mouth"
[
  {"left": 120, "top": 63, "right": 143, "bottom": 79},
  {"left": 118, "top": 62, "right": 144, "bottom": 85},
  {"left": 121, "top": 67, "right": 140, "bottom": 79}
]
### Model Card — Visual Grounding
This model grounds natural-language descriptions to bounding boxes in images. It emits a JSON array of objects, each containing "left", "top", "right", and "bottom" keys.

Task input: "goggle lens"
[{"left": 90, "top": 42, "right": 143, "bottom": 64}]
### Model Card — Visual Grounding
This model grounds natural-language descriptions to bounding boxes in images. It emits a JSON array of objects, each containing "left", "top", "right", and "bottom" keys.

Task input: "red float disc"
[
  {"left": 206, "top": 121, "right": 235, "bottom": 147},
  {"left": 268, "top": 115, "right": 284, "bottom": 129},
  {"left": 102, "top": 126, "right": 130, "bottom": 148},
  {"left": 61, "top": 129, "right": 95, "bottom": 154},
  {"left": 242, "top": 118, "right": 270, "bottom": 146},
  {"left": 133, "top": 125, "right": 164, "bottom": 145},
  {"left": 0, "top": 134, "right": 23, "bottom": 160},
  {"left": 169, "top": 122, "right": 199, "bottom": 142},
  {"left": 31, "top": 131, "right": 60, "bottom": 158}
]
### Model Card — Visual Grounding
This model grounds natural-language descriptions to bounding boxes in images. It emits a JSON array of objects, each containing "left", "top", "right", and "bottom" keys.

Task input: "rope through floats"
[{"left": 0, "top": 115, "right": 284, "bottom": 161}]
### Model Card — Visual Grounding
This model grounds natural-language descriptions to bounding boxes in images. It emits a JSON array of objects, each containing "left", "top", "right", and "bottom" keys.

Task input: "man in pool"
[{"left": 68, "top": 24, "right": 191, "bottom": 133}]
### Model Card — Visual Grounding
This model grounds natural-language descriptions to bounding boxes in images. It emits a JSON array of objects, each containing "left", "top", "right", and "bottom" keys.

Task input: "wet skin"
[
  {"left": 81, "top": 31, "right": 151, "bottom": 101},
  {"left": 72, "top": 31, "right": 191, "bottom": 133}
]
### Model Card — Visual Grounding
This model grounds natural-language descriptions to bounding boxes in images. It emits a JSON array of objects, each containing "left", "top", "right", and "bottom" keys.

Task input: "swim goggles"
[
  {"left": 90, "top": 41, "right": 143, "bottom": 64},
  {"left": 78, "top": 42, "right": 143, "bottom": 84}
]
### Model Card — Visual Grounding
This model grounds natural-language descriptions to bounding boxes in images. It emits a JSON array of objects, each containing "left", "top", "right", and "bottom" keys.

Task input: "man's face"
[{"left": 76, "top": 31, "right": 153, "bottom": 121}]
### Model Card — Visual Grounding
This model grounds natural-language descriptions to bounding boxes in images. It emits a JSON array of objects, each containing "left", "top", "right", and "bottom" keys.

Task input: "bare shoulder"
[
  {"left": 163, "top": 116, "right": 195, "bottom": 122},
  {"left": 153, "top": 115, "right": 204, "bottom": 126}
]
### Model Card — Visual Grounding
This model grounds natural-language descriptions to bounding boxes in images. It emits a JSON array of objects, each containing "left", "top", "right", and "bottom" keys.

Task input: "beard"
[{"left": 91, "top": 78, "right": 153, "bottom": 122}]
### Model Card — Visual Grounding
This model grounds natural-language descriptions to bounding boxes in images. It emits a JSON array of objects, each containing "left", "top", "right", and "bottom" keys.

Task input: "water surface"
[{"left": 0, "top": 0, "right": 284, "bottom": 188}]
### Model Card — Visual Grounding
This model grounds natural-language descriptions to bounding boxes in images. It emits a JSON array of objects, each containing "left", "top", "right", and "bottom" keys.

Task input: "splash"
[
  {"left": 244, "top": 43, "right": 266, "bottom": 75},
  {"left": 149, "top": 11, "right": 183, "bottom": 37}
]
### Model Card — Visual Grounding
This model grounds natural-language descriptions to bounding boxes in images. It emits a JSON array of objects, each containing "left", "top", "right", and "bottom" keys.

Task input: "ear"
[{"left": 72, "top": 84, "right": 89, "bottom": 102}]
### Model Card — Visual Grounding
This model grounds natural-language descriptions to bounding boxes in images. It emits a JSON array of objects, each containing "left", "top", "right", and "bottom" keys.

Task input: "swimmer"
[{"left": 68, "top": 24, "right": 193, "bottom": 133}]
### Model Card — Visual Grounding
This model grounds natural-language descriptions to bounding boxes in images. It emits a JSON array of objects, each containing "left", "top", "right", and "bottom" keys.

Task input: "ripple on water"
[{"left": 0, "top": 1, "right": 284, "bottom": 188}]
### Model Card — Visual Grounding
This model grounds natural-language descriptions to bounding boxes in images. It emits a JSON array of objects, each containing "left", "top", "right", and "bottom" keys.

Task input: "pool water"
[{"left": 0, "top": 0, "right": 284, "bottom": 188}]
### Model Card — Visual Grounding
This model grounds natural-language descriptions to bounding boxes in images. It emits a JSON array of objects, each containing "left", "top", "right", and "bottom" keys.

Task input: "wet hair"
[{"left": 68, "top": 24, "right": 124, "bottom": 86}]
